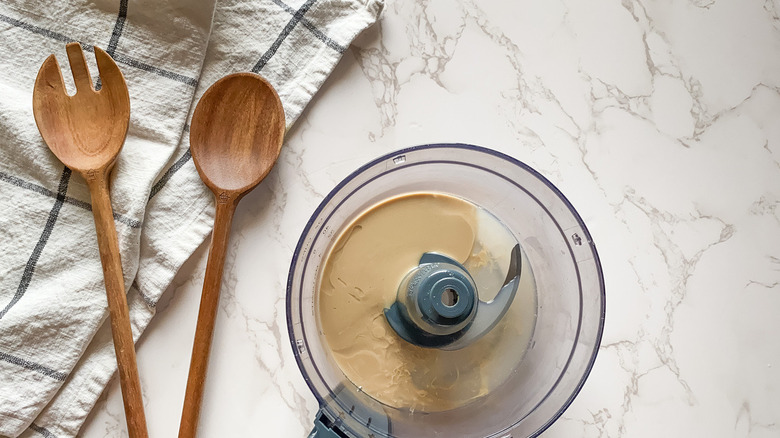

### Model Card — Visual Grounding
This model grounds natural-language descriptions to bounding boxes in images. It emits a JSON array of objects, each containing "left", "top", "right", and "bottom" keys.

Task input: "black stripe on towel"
[
  {"left": 0, "top": 171, "right": 141, "bottom": 228},
  {"left": 29, "top": 423, "right": 58, "bottom": 438},
  {"left": 148, "top": 148, "right": 192, "bottom": 200},
  {"left": 0, "top": 351, "right": 68, "bottom": 381},
  {"left": 0, "top": 167, "right": 71, "bottom": 320},
  {"left": 106, "top": 0, "right": 129, "bottom": 57},
  {"left": 252, "top": 0, "right": 319, "bottom": 73},
  {"left": 268, "top": 0, "right": 346, "bottom": 52},
  {"left": 0, "top": 12, "right": 197, "bottom": 86}
]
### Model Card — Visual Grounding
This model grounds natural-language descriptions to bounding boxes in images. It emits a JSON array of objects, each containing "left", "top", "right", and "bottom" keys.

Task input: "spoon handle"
[
  {"left": 86, "top": 171, "right": 149, "bottom": 438},
  {"left": 179, "top": 198, "right": 237, "bottom": 438}
]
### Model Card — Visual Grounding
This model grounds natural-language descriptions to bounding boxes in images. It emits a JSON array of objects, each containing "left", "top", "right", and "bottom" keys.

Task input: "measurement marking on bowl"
[
  {"left": 572, "top": 233, "right": 582, "bottom": 246},
  {"left": 393, "top": 155, "right": 406, "bottom": 164},
  {"left": 296, "top": 339, "right": 306, "bottom": 354}
]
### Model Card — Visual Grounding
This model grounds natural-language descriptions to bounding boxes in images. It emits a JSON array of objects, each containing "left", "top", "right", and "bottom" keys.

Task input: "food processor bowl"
[{"left": 287, "top": 144, "right": 605, "bottom": 438}]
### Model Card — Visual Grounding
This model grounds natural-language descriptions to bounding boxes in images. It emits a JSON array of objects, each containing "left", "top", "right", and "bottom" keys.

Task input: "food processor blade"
[
  {"left": 384, "top": 244, "right": 522, "bottom": 350},
  {"left": 441, "top": 243, "right": 521, "bottom": 350}
]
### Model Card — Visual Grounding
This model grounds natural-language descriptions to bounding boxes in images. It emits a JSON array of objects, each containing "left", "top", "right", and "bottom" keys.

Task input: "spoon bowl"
[{"left": 189, "top": 73, "right": 285, "bottom": 195}]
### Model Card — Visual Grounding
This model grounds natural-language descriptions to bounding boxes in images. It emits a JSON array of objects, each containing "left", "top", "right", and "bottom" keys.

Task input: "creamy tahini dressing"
[{"left": 318, "top": 193, "right": 536, "bottom": 411}]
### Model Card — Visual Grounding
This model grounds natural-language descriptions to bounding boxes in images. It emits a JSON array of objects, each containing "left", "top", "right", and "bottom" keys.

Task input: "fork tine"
[
  {"left": 34, "top": 54, "right": 67, "bottom": 97},
  {"left": 66, "top": 42, "right": 94, "bottom": 92},
  {"left": 93, "top": 47, "right": 129, "bottom": 113},
  {"left": 94, "top": 47, "right": 123, "bottom": 88}
]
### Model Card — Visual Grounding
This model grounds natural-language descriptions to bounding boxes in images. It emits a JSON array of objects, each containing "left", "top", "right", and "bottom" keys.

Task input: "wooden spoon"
[
  {"left": 32, "top": 43, "right": 148, "bottom": 437},
  {"left": 178, "top": 73, "right": 285, "bottom": 437}
]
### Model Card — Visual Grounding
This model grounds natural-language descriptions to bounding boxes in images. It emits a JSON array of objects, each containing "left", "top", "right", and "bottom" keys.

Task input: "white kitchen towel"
[{"left": 0, "top": 0, "right": 383, "bottom": 436}]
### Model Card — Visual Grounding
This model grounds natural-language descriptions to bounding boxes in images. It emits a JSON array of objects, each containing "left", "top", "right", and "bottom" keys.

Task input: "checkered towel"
[{"left": 0, "top": 0, "right": 382, "bottom": 436}]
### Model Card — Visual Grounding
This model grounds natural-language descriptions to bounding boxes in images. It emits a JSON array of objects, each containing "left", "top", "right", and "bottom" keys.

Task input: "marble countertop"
[{"left": 81, "top": 0, "right": 780, "bottom": 436}]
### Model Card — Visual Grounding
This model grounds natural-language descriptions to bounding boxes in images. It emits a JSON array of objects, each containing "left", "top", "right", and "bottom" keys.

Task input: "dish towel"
[{"left": 0, "top": 0, "right": 383, "bottom": 436}]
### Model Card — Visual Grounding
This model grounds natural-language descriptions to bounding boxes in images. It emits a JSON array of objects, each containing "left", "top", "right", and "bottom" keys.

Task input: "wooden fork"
[{"left": 32, "top": 43, "right": 148, "bottom": 438}]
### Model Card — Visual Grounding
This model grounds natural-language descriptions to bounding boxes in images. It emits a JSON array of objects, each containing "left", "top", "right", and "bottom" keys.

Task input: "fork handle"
[{"left": 86, "top": 169, "right": 149, "bottom": 438}]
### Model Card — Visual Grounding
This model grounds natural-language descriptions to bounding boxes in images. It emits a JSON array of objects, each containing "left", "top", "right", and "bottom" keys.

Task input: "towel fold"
[{"left": 0, "top": 0, "right": 382, "bottom": 436}]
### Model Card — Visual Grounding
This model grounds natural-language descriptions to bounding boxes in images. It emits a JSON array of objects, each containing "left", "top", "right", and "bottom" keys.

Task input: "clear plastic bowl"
[{"left": 287, "top": 144, "right": 605, "bottom": 438}]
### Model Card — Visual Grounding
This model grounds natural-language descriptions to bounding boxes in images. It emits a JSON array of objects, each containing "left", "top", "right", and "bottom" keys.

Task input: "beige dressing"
[{"left": 318, "top": 193, "right": 536, "bottom": 411}]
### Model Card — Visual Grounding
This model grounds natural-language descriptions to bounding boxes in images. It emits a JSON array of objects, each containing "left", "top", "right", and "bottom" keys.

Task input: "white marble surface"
[{"left": 81, "top": 0, "right": 780, "bottom": 436}]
